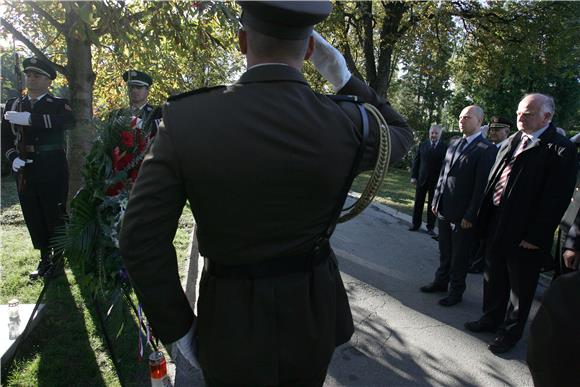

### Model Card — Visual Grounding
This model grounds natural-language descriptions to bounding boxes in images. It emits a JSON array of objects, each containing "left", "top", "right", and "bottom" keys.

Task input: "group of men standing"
[
  {"left": 411, "top": 94, "right": 577, "bottom": 356},
  {"left": 1, "top": 56, "right": 160, "bottom": 280}
]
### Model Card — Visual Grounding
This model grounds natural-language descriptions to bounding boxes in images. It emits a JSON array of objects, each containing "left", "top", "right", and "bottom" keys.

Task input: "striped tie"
[{"left": 492, "top": 135, "right": 530, "bottom": 206}]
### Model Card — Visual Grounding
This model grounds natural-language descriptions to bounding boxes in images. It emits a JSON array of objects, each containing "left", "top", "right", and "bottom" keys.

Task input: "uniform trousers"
[
  {"left": 434, "top": 218, "right": 476, "bottom": 295},
  {"left": 17, "top": 173, "right": 68, "bottom": 250},
  {"left": 411, "top": 184, "right": 436, "bottom": 230}
]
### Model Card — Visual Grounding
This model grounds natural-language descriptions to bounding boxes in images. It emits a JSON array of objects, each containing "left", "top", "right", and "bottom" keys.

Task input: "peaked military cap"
[
  {"left": 123, "top": 70, "right": 153, "bottom": 87},
  {"left": 489, "top": 116, "right": 513, "bottom": 129},
  {"left": 238, "top": 1, "right": 332, "bottom": 40},
  {"left": 23, "top": 57, "right": 57, "bottom": 80}
]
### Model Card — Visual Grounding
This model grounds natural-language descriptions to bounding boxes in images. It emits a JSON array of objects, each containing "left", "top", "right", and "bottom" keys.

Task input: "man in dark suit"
[
  {"left": 410, "top": 124, "right": 447, "bottom": 235},
  {"left": 468, "top": 116, "right": 513, "bottom": 274},
  {"left": 465, "top": 93, "right": 576, "bottom": 354},
  {"left": 119, "top": 2, "right": 413, "bottom": 386},
  {"left": 420, "top": 105, "right": 497, "bottom": 306},
  {"left": 1, "top": 57, "right": 73, "bottom": 279}
]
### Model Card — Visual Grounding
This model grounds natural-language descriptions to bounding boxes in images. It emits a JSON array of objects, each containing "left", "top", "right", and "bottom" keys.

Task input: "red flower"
[
  {"left": 129, "top": 168, "right": 139, "bottom": 181},
  {"left": 120, "top": 131, "right": 134, "bottom": 148},
  {"left": 106, "top": 181, "right": 124, "bottom": 196}
]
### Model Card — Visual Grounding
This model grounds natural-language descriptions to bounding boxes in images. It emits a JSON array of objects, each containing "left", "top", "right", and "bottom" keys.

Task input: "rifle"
[{"left": 12, "top": 42, "right": 27, "bottom": 193}]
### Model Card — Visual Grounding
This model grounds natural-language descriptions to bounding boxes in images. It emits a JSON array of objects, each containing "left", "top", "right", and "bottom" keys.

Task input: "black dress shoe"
[
  {"left": 426, "top": 229, "right": 436, "bottom": 236},
  {"left": 488, "top": 335, "right": 518, "bottom": 354},
  {"left": 29, "top": 260, "right": 51, "bottom": 280},
  {"left": 408, "top": 226, "right": 420, "bottom": 231},
  {"left": 464, "top": 320, "right": 498, "bottom": 333},
  {"left": 438, "top": 294, "right": 462, "bottom": 306},
  {"left": 420, "top": 283, "right": 448, "bottom": 293}
]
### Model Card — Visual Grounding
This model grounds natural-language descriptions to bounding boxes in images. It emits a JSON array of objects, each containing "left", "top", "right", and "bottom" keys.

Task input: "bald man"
[
  {"left": 421, "top": 106, "right": 497, "bottom": 306},
  {"left": 466, "top": 93, "right": 576, "bottom": 354}
]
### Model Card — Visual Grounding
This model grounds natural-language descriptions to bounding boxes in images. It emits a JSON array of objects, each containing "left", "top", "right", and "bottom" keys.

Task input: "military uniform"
[
  {"left": 120, "top": 2, "right": 413, "bottom": 385},
  {"left": 110, "top": 70, "right": 163, "bottom": 135},
  {"left": 1, "top": 90, "right": 73, "bottom": 262}
]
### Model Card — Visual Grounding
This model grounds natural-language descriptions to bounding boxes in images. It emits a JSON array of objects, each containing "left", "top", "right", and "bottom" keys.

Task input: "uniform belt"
[
  {"left": 204, "top": 239, "right": 331, "bottom": 279},
  {"left": 24, "top": 144, "right": 64, "bottom": 153}
]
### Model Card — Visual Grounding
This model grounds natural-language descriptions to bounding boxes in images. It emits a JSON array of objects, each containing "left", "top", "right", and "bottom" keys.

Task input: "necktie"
[
  {"left": 451, "top": 138, "right": 466, "bottom": 165},
  {"left": 492, "top": 135, "right": 530, "bottom": 206},
  {"left": 431, "top": 141, "right": 436, "bottom": 148}
]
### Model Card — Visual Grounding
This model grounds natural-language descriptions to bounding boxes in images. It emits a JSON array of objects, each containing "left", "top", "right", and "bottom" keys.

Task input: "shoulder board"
[
  {"left": 326, "top": 94, "right": 361, "bottom": 104},
  {"left": 168, "top": 85, "right": 227, "bottom": 102}
]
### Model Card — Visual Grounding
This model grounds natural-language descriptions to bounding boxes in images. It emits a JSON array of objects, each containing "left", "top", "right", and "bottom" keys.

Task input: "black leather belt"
[
  {"left": 24, "top": 144, "right": 64, "bottom": 153},
  {"left": 204, "top": 239, "right": 331, "bottom": 279}
]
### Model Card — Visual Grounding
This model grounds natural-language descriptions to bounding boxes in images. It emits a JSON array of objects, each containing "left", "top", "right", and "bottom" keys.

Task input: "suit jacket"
[
  {"left": 120, "top": 65, "right": 413, "bottom": 384},
  {"left": 478, "top": 125, "right": 576, "bottom": 252},
  {"left": 432, "top": 133, "right": 497, "bottom": 224},
  {"left": 1, "top": 94, "right": 73, "bottom": 183},
  {"left": 411, "top": 139, "right": 447, "bottom": 187}
]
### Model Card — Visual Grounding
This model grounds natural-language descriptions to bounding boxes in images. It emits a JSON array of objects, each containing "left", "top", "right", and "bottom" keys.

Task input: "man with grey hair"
[
  {"left": 421, "top": 105, "right": 497, "bottom": 306},
  {"left": 410, "top": 124, "right": 447, "bottom": 235},
  {"left": 466, "top": 93, "right": 576, "bottom": 354}
]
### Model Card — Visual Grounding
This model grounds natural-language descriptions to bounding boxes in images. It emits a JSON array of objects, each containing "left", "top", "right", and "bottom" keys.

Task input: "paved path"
[
  {"left": 324, "top": 199, "right": 534, "bottom": 386},
  {"left": 174, "top": 198, "right": 536, "bottom": 386}
]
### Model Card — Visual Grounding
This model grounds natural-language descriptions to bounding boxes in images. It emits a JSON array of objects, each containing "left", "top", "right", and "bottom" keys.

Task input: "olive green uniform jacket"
[{"left": 120, "top": 64, "right": 412, "bottom": 385}]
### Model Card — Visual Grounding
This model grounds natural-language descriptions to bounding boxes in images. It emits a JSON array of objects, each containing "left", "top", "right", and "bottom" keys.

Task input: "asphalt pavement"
[{"left": 173, "top": 197, "right": 536, "bottom": 386}]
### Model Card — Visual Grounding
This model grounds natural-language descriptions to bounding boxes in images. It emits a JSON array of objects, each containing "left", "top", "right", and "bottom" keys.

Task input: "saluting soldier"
[
  {"left": 1, "top": 57, "right": 73, "bottom": 279},
  {"left": 117, "top": 69, "right": 162, "bottom": 135},
  {"left": 120, "top": 2, "right": 413, "bottom": 386}
]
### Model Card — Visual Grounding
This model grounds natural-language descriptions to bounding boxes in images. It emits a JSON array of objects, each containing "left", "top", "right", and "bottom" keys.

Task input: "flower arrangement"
[{"left": 53, "top": 110, "right": 157, "bottom": 295}]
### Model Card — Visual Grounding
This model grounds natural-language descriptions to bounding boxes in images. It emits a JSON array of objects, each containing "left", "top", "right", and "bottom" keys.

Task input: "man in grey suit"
[{"left": 420, "top": 105, "right": 497, "bottom": 306}]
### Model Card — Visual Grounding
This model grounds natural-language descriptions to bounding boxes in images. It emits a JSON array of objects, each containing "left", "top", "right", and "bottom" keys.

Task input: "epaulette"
[{"left": 168, "top": 85, "right": 227, "bottom": 102}]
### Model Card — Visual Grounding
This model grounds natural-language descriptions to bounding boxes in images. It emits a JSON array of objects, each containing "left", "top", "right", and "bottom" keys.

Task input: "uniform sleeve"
[
  {"left": 1, "top": 99, "right": 18, "bottom": 163},
  {"left": 464, "top": 144, "right": 497, "bottom": 223},
  {"left": 29, "top": 99, "right": 74, "bottom": 130},
  {"left": 525, "top": 141, "right": 577, "bottom": 249},
  {"left": 338, "top": 76, "right": 414, "bottom": 166},
  {"left": 119, "top": 106, "right": 194, "bottom": 344}
]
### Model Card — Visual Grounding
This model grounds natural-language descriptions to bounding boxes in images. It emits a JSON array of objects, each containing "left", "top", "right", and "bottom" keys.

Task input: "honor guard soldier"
[
  {"left": 120, "top": 1, "right": 413, "bottom": 385},
  {"left": 120, "top": 69, "right": 162, "bottom": 135},
  {"left": 1, "top": 57, "right": 73, "bottom": 279}
]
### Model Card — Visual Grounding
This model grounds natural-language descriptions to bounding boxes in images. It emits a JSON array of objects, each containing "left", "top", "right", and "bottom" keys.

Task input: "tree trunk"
[{"left": 64, "top": 4, "right": 95, "bottom": 201}]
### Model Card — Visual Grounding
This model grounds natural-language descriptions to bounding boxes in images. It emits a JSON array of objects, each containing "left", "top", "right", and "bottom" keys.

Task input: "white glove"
[
  {"left": 171, "top": 322, "right": 200, "bottom": 370},
  {"left": 310, "top": 31, "right": 352, "bottom": 91},
  {"left": 4, "top": 111, "right": 31, "bottom": 126},
  {"left": 12, "top": 157, "right": 32, "bottom": 172}
]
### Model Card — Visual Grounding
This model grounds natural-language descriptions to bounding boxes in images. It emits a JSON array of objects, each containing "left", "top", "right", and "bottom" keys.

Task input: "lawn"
[
  {"left": 352, "top": 166, "right": 416, "bottom": 217},
  {"left": 1, "top": 166, "right": 414, "bottom": 385},
  {"left": 1, "top": 177, "right": 194, "bottom": 386}
]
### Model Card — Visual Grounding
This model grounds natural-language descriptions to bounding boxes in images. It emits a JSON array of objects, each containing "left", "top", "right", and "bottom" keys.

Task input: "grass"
[
  {"left": 1, "top": 177, "right": 194, "bottom": 386},
  {"left": 1, "top": 167, "right": 413, "bottom": 386},
  {"left": 352, "top": 167, "right": 416, "bottom": 217}
]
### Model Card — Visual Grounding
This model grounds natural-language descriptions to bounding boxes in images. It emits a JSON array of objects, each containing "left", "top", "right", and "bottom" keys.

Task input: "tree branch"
[
  {"left": 28, "top": 2, "right": 66, "bottom": 34},
  {"left": 0, "top": 17, "right": 68, "bottom": 76}
]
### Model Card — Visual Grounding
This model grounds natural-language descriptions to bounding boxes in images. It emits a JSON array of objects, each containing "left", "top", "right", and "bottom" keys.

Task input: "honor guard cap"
[
  {"left": 23, "top": 57, "right": 57, "bottom": 80},
  {"left": 123, "top": 70, "right": 153, "bottom": 87},
  {"left": 238, "top": 1, "right": 332, "bottom": 40},
  {"left": 489, "top": 116, "right": 513, "bottom": 129}
]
